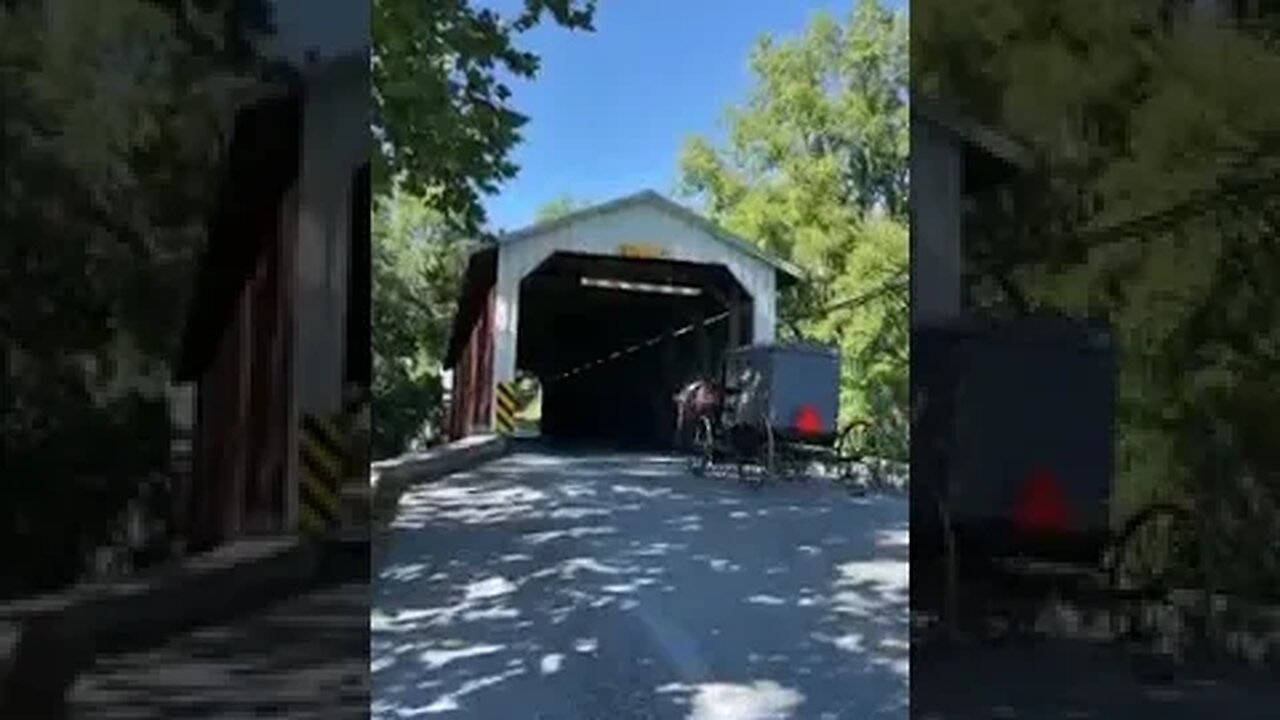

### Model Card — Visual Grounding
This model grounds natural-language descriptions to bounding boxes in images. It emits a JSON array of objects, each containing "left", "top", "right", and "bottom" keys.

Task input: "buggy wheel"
[
  {"left": 735, "top": 454, "right": 763, "bottom": 488},
  {"left": 939, "top": 496, "right": 962, "bottom": 640},
  {"left": 734, "top": 426, "right": 767, "bottom": 489},
  {"left": 762, "top": 421, "right": 780, "bottom": 482},
  {"left": 910, "top": 481, "right": 961, "bottom": 641},
  {"left": 782, "top": 448, "right": 808, "bottom": 482},
  {"left": 1103, "top": 502, "right": 1202, "bottom": 598},
  {"left": 747, "top": 417, "right": 773, "bottom": 484},
  {"left": 835, "top": 420, "right": 872, "bottom": 492},
  {"left": 867, "top": 458, "right": 889, "bottom": 492},
  {"left": 689, "top": 418, "right": 714, "bottom": 477}
]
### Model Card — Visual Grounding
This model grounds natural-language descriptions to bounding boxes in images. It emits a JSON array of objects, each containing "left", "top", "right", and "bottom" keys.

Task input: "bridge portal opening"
[{"left": 518, "top": 252, "right": 752, "bottom": 448}]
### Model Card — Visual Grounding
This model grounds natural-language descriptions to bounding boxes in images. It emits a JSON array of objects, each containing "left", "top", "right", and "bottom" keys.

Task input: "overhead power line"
[
  {"left": 546, "top": 309, "right": 733, "bottom": 384},
  {"left": 543, "top": 270, "right": 908, "bottom": 384}
]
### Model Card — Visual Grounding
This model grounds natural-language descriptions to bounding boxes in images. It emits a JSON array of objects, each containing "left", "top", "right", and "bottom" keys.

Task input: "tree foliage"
[
  {"left": 535, "top": 193, "right": 588, "bottom": 222},
  {"left": 372, "top": 187, "right": 470, "bottom": 459},
  {"left": 370, "top": 0, "right": 599, "bottom": 457},
  {"left": 373, "top": 0, "right": 596, "bottom": 235},
  {"left": 1, "top": 0, "right": 271, "bottom": 594},
  {"left": 915, "top": 0, "right": 1280, "bottom": 595},
  {"left": 679, "top": 0, "right": 909, "bottom": 459}
]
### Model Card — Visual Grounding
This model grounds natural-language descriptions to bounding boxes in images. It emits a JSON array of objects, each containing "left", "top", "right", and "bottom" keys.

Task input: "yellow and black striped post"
[
  {"left": 299, "top": 412, "right": 345, "bottom": 536},
  {"left": 494, "top": 381, "right": 519, "bottom": 435}
]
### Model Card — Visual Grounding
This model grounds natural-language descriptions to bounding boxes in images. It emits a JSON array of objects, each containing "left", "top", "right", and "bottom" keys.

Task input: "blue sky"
[{"left": 481, "top": 0, "right": 905, "bottom": 232}]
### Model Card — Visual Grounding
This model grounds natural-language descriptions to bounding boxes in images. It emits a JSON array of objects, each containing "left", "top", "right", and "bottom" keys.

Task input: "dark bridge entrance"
[{"left": 519, "top": 252, "right": 752, "bottom": 448}]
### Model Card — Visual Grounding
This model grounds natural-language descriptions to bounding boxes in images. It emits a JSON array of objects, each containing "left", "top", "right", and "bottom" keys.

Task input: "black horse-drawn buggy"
[
  {"left": 675, "top": 341, "right": 880, "bottom": 487},
  {"left": 913, "top": 313, "right": 1209, "bottom": 639}
]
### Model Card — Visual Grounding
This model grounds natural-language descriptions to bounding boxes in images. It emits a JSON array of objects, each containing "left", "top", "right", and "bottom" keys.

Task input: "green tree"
[
  {"left": 915, "top": 1, "right": 1280, "bottom": 595},
  {"left": 373, "top": 0, "right": 596, "bottom": 235},
  {"left": 372, "top": 186, "right": 471, "bottom": 459},
  {"left": 535, "top": 193, "right": 588, "bottom": 222},
  {"left": 1, "top": 0, "right": 272, "bottom": 594},
  {"left": 679, "top": 0, "right": 909, "bottom": 459}
]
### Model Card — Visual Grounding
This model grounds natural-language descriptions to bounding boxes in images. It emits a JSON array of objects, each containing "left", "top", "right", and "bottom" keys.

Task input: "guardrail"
[
  {"left": 918, "top": 575, "right": 1280, "bottom": 669},
  {"left": 0, "top": 538, "right": 319, "bottom": 716}
]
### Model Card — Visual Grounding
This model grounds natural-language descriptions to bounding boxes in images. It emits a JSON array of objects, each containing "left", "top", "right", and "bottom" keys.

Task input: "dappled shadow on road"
[
  {"left": 373, "top": 450, "right": 908, "bottom": 719},
  {"left": 68, "top": 580, "right": 369, "bottom": 719}
]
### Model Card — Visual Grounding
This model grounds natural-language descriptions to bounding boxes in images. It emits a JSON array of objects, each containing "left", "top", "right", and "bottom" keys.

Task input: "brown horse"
[{"left": 673, "top": 378, "right": 722, "bottom": 449}]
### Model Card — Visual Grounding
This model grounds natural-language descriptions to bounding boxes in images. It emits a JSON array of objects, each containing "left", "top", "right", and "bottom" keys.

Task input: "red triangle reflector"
[
  {"left": 1013, "top": 468, "right": 1072, "bottom": 534},
  {"left": 794, "top": 405, "right": 823, "bottom": 434}
]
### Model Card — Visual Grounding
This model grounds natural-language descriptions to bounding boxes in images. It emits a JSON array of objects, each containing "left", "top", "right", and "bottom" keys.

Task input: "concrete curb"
[
  {"left": 968, "top": 587, "right": 1280, "bottom": 670},
  {"left": 1083, "top": 591, "right": 1280, "bottom": 668},
  {"left": 370, "top": 434, "right": 509, "bottom": 527},
  {"left": 370, "top": 434, "right": 511, "bottom": 568},
  {"left": 0, "top": 435, "right": 516, "bottom": 714},
  {"left": 0, "top": 537, "right": 319, "bottom": 716},
  {"left": 1149, "top": 591, "right": 1280, "bottom": 667}
]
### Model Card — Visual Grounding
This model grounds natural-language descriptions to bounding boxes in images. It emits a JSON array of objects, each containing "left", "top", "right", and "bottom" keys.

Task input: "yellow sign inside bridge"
[{"left": 618, "top": 243, "right": 667, "bottom": 259}]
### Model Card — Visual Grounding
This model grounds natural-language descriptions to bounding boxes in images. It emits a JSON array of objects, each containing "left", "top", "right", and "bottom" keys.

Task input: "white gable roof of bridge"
[
  {"left": 494, "top": 189, "right": 802, "bottom": 290},
  {"left": 488, "top": 190, "right": 801, "bottom": 395}
]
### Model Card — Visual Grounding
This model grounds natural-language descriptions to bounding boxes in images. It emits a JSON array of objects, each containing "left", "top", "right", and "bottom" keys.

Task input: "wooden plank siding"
[
  {"left": 187, "top": 209, "right": 292, "bottom": 550},
  {"left": 447, "top": 286, "right": 497, "bottom": 440}
]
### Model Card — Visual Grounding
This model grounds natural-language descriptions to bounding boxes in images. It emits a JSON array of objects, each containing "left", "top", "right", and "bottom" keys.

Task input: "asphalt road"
[
  {"left": 63, "top": 448, "right": 1278, "bottom": 719},
  {"left": 372, "top": 449, "right": 910, "bottom": 719}
]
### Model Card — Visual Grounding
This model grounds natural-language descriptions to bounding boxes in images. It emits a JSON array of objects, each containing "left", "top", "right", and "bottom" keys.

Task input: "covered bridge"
[
  {"left": 173, "top": 46, "right": 368, "bottom": 547},
  {"left": 444, "top": 190, "right": 802, "bottom": 447}
]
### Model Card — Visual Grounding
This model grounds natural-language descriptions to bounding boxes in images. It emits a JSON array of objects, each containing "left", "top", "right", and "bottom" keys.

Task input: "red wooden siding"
[
  {"left": 187, "top": 206, "right": 292, "bottom": 550},
  {"left": 447, "top": 287, "right": 497, "bottom": 439}
]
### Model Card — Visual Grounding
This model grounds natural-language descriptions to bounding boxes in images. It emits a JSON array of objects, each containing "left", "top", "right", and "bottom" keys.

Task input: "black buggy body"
[
  {"left": 723, "top": 341, "right": 841, "bottom": 447},
  {"left": 912, "top": 314, "right": 1117, "bottom": 572}
]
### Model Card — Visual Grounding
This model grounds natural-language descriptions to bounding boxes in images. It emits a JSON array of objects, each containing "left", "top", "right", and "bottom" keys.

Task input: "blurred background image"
[
  {"left": 3, "top": 1, "right": 370, "bottom": 716},
  {"left": 910, "top": 0, "right": 1280, "bottom": 716}
]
